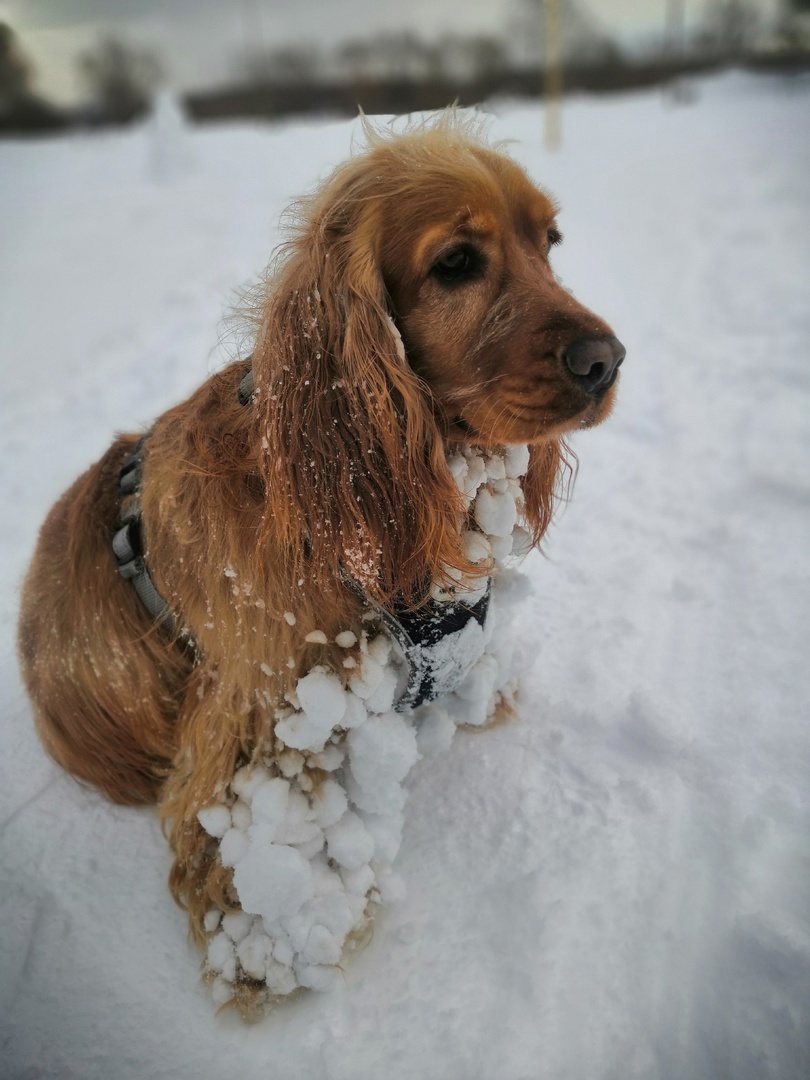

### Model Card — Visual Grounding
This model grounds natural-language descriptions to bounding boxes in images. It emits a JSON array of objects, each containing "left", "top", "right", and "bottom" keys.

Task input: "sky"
[{"left": 1, "top": 1, "right": 782, "bottom": 103}]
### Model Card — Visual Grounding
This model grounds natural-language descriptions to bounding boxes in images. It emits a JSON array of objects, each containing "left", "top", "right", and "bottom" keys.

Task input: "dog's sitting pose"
[{"left": 18, "top": 116, "right": 624, "bottom": 1011}]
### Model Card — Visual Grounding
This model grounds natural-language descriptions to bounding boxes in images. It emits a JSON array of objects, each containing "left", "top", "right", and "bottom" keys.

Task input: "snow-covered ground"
[{"left": 2, "top": 72, "right": 809, "bottom": 1079}]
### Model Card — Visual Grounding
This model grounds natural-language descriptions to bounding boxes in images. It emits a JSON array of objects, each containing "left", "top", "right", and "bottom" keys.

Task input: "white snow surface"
[{"left": 2, "top": 74, "right": 810, "bottom": 1078}]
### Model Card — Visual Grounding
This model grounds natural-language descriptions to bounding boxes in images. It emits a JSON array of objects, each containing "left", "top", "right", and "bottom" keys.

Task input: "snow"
[{"left": 2, "top": 72, "right": 810, "bottom": 1079}]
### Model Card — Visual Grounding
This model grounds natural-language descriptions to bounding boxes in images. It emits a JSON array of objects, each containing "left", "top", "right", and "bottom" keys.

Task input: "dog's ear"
[
  {"left": 521, "top": 440, "right": 577, "bottom": 546},
  {"left": 250, "top": 200, "right": 468, "bottom": 608}
]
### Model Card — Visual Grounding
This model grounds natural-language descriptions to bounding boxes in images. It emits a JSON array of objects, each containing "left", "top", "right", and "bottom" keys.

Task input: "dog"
[{"left": 17, "top": 114, "right": 624, "bottom": 1010}]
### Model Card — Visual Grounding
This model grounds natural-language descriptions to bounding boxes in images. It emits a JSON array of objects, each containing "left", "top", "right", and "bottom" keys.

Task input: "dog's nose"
[{"left": 563, "top": 336, "right": 625, "bottom": 394}]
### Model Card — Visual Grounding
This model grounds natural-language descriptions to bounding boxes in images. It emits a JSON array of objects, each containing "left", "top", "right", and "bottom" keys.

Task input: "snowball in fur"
[
  {"left": 277, "top": 748, "right": 305, "bottom": 778},
  {"left": 275, "top": 669, "right": 347, "bottom": 752},
  {"left": 303, "top": 925, "right": 342, "bottom": 966},
  {"left": 250, "top": 778, "right": 290, "bottom": 829},
  {"left": 463, "top": 529, "right": 492, "bottom": 564},
  {"left": 282, "top": 890, "right": 355, "bottom": 955},
  {"left": 489, "top": 532, "right": 514, "bottom": 562},
  {"left": 347, "top": 713, "right": 418, "bottom": 814},
  {"left": 222, "top": 911, "right": 253, "bottom": 943},
  {"left": 273, "top": 819, "right": 322, "bottom": 846},
  {"left": 219, "top": 827, "right": 249, "bottom": 868},
  {"left": 233, "top": 829, "right": 315, "bottom": 922},
  {"left": 368, "top": 633, "right": 392, "bottom": 665},
  {"left": 364, "top": 663, "right": 399, "bottom": 713},
  {"left": 310, "top": 778, "right": 348, "bottom": 828},
  {"left": 207, "top": 931, "right": 236, "bottom": 982},
  {"left": 273, "top": 936, "right": 295, "bottom": 968},
  {"left": 237, "top": 925, "right": 272, "bottom": 980},
  {"left": 295, "top": 961, "right": 342, "bottom": 992},
  {"left": 310, "top": 744, "right": 344, "bottom": 772},
  {"left": 341, "top": 863, "right": 375, "bottom": 898},
  {"left": 211, "top": 976, "right": 233, "bottom": 1006},
  {"left": 342, "top": 692, "right": 368, "bottom": 729},
  {"left": 484, "top": 454, "right": 506, "bottom": 481},
  {"left": 232, "top": 764, "right": 272, "bottom": 802},
  {"left": 504, "top": 443, "right": 530, "bottom": 479},
  {"left": 325, "top": 811, "right": 375, "bottom": 870},
  {"left": 266, "top": 960, "right": 299, "bottom": 996},
  {"left": 203, "top": 909, "right": 221, "bottom": 934},
  {"left": 447, "top": 453, "right": 468, "bottom": 487},
  {"left": 474, "top": 487, "right": 518, "bottom": 537},
  {"left": 461, "top": 454, "right": 486, "bottom": 498},
  {"left": 231, "top": 800, "right": 252, "bottom": 831},
  {"left": 197, "top": 805, "right": 231, "bottom": 839},
  {"left": 348, "top": 654, "right": 384, "bottom": 700}
]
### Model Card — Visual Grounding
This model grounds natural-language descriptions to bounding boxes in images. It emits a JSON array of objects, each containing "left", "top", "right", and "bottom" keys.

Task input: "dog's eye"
[
  {"left": 432, "top": 246, "right": 480, "bottom": 284},
  {"left": 547, "top": 228, "right": 563, "bottom": 251}
]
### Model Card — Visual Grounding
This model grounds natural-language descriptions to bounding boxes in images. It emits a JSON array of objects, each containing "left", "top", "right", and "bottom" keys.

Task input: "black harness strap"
[{"left": 341, "top": 574, "right": 490, "bottom": 709}]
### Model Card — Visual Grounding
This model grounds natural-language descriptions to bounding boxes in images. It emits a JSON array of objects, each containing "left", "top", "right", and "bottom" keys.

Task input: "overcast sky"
[{"left": 1, "top": 0, "right": 781, "bottom": 102}]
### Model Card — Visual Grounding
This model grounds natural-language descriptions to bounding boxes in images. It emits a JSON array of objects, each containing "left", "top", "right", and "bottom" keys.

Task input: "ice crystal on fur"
[{"left": 198, "top": 443, "right": 532, "bottom": 1006}]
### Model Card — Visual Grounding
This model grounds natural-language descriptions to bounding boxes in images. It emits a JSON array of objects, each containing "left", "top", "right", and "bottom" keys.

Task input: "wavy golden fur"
[{"left": 17, "top": 114, "right": 621, "bottom": 961}]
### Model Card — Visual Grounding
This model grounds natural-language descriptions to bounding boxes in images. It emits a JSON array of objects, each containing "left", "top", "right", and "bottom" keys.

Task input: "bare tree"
[
  {"left": 245, "top": 45, "right": 319, "bottom": 86},
  {"left": 81, "top": 37, "right": 162, "bottom": 124},
  {"left": 509, "top": 0, "right": 621, "bottom": 69},
  {"left": 0, "top": 22, "right": 30, "bottom": 108},
  {"left": 0, "top": 22, "right": 65, "bottom": 132},
  {"left": 779, "top": 0, "right": 810, "bottom": 46},
  {"left": 702, "top": 0, "right": 761, "bottom": 58}
]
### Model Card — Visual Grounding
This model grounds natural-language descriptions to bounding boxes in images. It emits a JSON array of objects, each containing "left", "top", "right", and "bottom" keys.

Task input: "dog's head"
[
  {"left": 250, "top": 116, "right": 623, "bottom": 603},
  {"left": 373, "top": 135, "right": 623, "bottom": 446}
]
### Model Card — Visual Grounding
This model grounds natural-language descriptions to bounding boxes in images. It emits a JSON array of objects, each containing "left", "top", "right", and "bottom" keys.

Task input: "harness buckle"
[
  {"left": 112, "top": 520, "right": 140, "bottom": 566},
  {"left": 117, "top": 555, "right": 147, "bottom": 582},
  {"left": 119, "top": 455, "right": 140, "bottom": 494}
]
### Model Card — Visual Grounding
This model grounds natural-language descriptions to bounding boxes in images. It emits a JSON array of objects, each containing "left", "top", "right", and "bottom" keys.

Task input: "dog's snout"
[{"left": 563, "top": 336, "right": 625, "bottom": 394}]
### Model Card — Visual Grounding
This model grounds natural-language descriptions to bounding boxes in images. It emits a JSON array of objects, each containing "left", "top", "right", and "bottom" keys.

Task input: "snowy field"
[{"left": 2, "top": 72, "right": 809, "bottom": 1079}]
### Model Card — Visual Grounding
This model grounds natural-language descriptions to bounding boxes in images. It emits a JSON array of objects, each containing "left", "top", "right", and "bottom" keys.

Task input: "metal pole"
[
  {"left": 545, "top": 0, "right": 563, "bottom": 150},
  {"left": 665, "top": 0, "right": 686, "bottom": 59}
]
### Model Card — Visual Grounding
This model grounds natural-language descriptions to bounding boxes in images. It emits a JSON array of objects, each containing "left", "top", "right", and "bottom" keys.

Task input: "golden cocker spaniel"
[{"left": 18, "top": 115, "right": 624, "bottom": 1011}]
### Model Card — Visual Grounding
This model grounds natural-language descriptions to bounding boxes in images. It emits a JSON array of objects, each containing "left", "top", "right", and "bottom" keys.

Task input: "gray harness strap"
[
  {"left": 238, "top": 368, "right": 254, "bottom": 405},
  {"left": 112, "top": 436, "right": 176, "bottom": 635}
]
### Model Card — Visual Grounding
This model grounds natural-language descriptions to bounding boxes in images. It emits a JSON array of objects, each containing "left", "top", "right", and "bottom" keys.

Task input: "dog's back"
[{"left": 17, "top": 437, "right": 189, "bottom": 805}]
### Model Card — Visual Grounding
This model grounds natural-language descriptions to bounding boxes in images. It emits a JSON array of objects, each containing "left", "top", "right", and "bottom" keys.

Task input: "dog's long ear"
[
  {"left": 250, "top": 192, "right": 468, "bottom": 610},
  {"left": 521, "top": 440, "right": 577, "bottom": 546}
]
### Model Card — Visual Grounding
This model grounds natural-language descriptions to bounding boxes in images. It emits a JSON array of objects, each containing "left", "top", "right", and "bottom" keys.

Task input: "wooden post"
[
  {"left": 545, "top": 0, "right": 563, "bottom": 150},
  {"left": 665, "top": 0, "right": 686, "bottom": 59}
]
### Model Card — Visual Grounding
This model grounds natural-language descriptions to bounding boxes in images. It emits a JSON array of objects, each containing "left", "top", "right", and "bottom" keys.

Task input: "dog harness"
[
  {"left": 113, "top": 367, "right": 491, "bottom": 709},
  {"left": 112, "top": 436, "right": 176, "bottom": 636}
]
